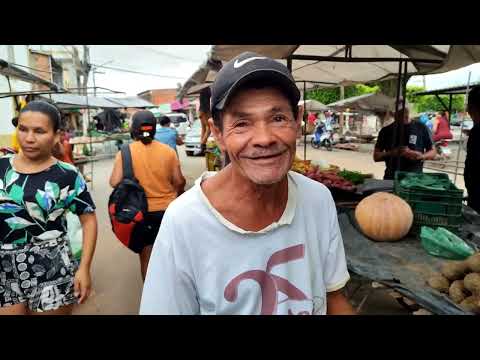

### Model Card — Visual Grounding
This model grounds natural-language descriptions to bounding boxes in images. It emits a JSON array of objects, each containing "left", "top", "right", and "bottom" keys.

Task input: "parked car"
[
  {"left": 161, "top": 112, "right": 190, "bottom": 138},
  {"left": 184, "top": 120, "right": 202, "bottom": 156}
]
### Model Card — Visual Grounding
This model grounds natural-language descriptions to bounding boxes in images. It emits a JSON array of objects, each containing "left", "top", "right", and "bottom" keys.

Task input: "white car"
[
  {"left": 163, "top": 112, "right": 190, "bottom": 138},
  {"left": 184, "top": 120, "right": 202, "bottom": 156}
]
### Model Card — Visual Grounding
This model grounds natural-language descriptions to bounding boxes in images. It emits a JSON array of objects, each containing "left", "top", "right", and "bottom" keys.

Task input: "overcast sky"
[
  {"left": 87, "top": 45, "right": 480, "bottom": 97},
  {"left": 88, "top": 45, "right": 211, "bottom": 96}
]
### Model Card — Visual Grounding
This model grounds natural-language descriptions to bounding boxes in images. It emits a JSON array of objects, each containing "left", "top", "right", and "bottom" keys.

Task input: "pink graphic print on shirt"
[{"left": 224, "top": 244, "right": 311, "bottom": 315}]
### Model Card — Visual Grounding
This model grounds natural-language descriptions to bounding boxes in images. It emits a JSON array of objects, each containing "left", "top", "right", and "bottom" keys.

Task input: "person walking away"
[
  {"left": 0, "top": 101, "right": 97, "bottom": 315},
  {"left": 109, "top": 111, "right": 186, "bottom": 281},
  {"left": 154, "top": 115, "right": 184, "bottom": 156},
  {"left": 465, "top": 86, "right": 480, "bottom": 213},
  {"left": 198, "top": 86, "right": 212, "bottom": 155},
  {"left": 374, "top": 105, "right": 437, "bottom": 180},
  {"left": 140, "top": 52, "right": 355, "bottom": 315}
]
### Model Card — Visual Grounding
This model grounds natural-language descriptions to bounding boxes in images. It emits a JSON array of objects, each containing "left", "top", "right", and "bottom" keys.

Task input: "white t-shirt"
[{"left": 140, "top": 171, "right": 350, "bottom": 315}]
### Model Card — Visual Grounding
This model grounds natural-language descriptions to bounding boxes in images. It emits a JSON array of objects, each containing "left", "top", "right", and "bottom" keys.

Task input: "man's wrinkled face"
[{"left": 212, "top": 87, "right": 301, "bottom": 185}]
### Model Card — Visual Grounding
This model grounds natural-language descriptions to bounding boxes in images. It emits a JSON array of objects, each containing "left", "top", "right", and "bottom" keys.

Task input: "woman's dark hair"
[
  {"left": 20, "top": 100, "right": 61, "bottom": 132},
  {"left": 159, "top": 116, "right": 171, "bottom": 126},
  {"left": 212, "top": 78, "right": 299, "bottom": 130}
]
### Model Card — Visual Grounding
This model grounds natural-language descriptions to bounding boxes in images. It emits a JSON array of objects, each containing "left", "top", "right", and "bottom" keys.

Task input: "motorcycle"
[{"left": 311, "top": 124, "right": 333, "bottom": 151}]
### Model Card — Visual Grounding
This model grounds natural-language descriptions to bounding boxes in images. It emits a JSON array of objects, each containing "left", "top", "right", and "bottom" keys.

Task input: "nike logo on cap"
[{"left": 233, "top": 56, "right": 267, "bottom": 68}]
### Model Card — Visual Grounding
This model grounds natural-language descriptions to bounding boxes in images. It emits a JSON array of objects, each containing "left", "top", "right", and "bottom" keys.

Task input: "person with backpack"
[
  {"left": 0, "top": 101, "right": 97, "bottom": 315},
  {"left": 109, "top": 110, "right": 186, "bottom": 281}
]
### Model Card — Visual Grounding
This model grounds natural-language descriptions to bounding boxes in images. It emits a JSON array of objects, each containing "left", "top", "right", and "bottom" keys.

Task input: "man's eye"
[
  {"left": 274, "top": 115, "right": 288, "bottom": 122},
  {"left": 235, "top": 122, "right": 248, "bottom": 128}
]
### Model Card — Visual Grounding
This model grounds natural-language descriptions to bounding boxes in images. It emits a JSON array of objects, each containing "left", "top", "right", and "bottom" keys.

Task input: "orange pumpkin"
[{"left": 355, "top": 192, "right": 413, "bottom": 242}]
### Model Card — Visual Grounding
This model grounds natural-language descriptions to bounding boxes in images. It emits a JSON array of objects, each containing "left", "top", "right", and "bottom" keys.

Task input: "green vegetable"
[{"left": 338, "top": 169, "right": 367, "bottom": 185}]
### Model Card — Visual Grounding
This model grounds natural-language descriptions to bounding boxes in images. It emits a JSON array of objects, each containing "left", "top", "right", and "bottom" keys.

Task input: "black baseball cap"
[
  {"left": 211, "top": 52, "right": 300, "bottom": 112},
  {"left": 131, "top": 110, "right": 157, "bottom": 138}
]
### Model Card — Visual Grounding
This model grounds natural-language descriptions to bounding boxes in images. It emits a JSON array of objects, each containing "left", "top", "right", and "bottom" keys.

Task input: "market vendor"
[
  {"left": 465, "top": 86, "right": 480, "bottom": 213},
  {"left": 140, "top": 52, "right": 355, "bottom": 315},
  {"left": 374, "top": 105, "right": 437, "bottom": 180}
]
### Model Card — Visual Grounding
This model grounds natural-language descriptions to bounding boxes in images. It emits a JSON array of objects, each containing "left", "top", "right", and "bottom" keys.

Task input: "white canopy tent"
[
  {"left": 180, "top": 45, "right": 480, "bottom": 161},
  {"left": 209, "top": 45, "right": 480, "bottom": 84},
  {"left": 298, "top": 99, "right": 329, "bottom": 112},
  {"left": 327, "top": 92, "right": 397, "bottom": 113}
]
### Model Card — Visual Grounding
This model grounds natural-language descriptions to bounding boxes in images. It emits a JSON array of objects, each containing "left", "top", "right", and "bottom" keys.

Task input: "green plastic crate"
[{"left": 394, "top": 171, "right": 464, "bottom": 231}]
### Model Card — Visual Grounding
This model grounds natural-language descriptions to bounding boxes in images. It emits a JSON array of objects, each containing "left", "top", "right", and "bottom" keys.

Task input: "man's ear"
[
  {"left": 208, "top": 118, "right": 225, "bottom": 152},
  {"left": 296, "top": 105, "right": 304, "bottom": 130}
]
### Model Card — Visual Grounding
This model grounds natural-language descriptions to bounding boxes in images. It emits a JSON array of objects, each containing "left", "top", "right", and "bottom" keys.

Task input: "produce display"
[
  {"left": 304, "top": 169, "right": 356, "bottom": 192},
  {"left": 427, "top": 252, "right": 480, "bottom": 314},
  {"left": 291, "top": 158, "right": 362, "bottom": 192},
  {"left": 337, "top": 169, "right": 371, "bottom": 185},
  {"left": 354, "top": 192, "right": 413, "bottom": 242}
]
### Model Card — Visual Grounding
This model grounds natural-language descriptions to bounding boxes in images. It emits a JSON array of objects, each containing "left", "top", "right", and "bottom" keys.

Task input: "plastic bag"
[
  {"left": 400, "top": 173, "right": 451, "bottom": 191},
  {"left": 420, "top": 226, "right": 475, "bottom": 260},
  {"left": 66, "top": 211, "right": 83, "bottom": 262}
]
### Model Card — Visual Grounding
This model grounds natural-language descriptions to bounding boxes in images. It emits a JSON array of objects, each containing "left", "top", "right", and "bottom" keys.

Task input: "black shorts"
[
  {"left": 131, "top": 211, "right": 165, "bottom": 253},
  {"left": 0, "top": 238, "right": 78, "bottom": 312}
]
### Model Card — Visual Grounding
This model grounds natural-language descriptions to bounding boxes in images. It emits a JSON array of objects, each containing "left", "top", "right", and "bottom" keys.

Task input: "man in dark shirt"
[
  {"left": 465, "top": 86, "right": 480, "bottom": 213},
  {"left": 374, "top": 106, "right": 437, "bottom": 180}
]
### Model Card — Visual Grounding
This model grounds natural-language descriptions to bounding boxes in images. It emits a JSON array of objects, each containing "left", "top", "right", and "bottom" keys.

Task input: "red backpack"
[{"left": 108, "top": 144, "right": 148, "bottom": 253}]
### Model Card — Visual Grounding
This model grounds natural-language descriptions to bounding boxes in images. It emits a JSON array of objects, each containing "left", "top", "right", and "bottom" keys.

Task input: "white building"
[
  {"left": 0, "top": 45, "right": 32, "bottom": 147},
  {"left": 0, "top": 45, "right": 88, "bottom": 147}
]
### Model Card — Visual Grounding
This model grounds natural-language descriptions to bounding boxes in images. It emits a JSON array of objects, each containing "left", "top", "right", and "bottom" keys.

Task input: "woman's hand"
[{"left": 74, "top": 266, "right": 92, "bottom": 304}]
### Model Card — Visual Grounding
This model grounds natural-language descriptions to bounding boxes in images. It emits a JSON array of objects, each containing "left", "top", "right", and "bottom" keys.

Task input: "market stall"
[
  {"left": 180, "top": 46, "right": 480, "bottom": 313},
  {"left": 291, "top": 158, "right": 480, "bottom": 314},
  {"left": 413, "top": 82, "right": 480, "bottom": 181}
]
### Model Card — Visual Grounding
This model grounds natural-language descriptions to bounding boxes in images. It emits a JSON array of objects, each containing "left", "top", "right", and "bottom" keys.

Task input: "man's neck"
[{"left": 201, "top": 166, "right": 289, "bottom": 231}]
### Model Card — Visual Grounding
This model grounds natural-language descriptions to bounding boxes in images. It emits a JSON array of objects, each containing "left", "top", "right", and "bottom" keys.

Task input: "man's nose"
[{"left": 252, "top": 121, "right": 276, "bottom": 147}]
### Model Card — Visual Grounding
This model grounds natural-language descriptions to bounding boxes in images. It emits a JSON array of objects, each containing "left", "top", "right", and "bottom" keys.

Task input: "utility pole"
[
  {"left": 82, "top": 45, "right": 91, "bottom": 96},
  {"left": 339, "top": 85, "right": 345, "bottom": 134}
]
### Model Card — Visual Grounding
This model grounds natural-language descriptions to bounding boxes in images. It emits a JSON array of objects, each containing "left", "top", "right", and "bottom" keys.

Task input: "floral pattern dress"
[{"left": 0, "top": 155, "right": 95, "bottom": 312}]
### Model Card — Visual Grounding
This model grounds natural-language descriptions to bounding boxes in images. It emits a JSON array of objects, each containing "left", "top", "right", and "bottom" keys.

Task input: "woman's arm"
[
  {"left": 74, "top": 212, "right": 98, "bottom": 304},
  {"left": 109, "top": 153, "right": 123, "bottom": 188},
  {"left": 176, "top": 133, "right": 184, "bottom": 146}
]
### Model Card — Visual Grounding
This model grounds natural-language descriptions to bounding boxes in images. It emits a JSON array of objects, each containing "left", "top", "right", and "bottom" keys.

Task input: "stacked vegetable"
[
  {"left": 427, "top": 252, "right": 480, "bottom": 314},
  {"left": 304, "top": 168, "right": 356, "bottom": 192},
  {"left": 291, "top": 158, "right": 373, "bottom": 193},
  {"left": 337, "top": 169, "right": 371, "bottom": 185}
]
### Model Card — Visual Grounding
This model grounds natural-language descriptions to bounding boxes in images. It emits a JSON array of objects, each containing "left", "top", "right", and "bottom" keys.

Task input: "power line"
[
  {"left": 129, "top": 45, "right": 204, "bottom": 63},
  {"left": 6, "top": 62, "right": 52, "bottom": 74},
  {"left": 91, "top": 63, "right": 186, "bottom": 80}
]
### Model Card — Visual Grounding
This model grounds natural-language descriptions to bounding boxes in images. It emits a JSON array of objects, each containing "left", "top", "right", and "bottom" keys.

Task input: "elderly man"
[
  {"left": 140, "top": 52, "right": 355, "bottom": 315},
  {"left": 374, "top": 105, "right": 437, "bottom": 180}
]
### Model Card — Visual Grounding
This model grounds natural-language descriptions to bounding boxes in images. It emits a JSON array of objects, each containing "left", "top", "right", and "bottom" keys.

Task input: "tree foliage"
[
  {"left": 306, "top": 81, "right": 466, "bottom": 113},
  {"left": 306, "top": 84, "right": 379, "bottom": 105}
]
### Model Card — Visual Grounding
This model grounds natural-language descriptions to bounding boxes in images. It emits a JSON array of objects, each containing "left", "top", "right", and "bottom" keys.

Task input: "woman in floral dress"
[{"left": 0, "top": 101, "right": 97, "bottom": 315}]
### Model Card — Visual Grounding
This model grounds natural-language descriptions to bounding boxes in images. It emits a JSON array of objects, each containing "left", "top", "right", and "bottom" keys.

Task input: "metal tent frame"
[
  {"left": 284, "top": 53, "right": 440, "bottom": 162},
  {"left": 413, "top": 81, "right": 479, "bottom": 182}
]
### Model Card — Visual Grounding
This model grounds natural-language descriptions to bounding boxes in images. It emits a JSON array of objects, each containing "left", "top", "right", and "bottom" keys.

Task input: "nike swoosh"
[{"left": 233, "top": 57, "right": 267, "bottom": 68}]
